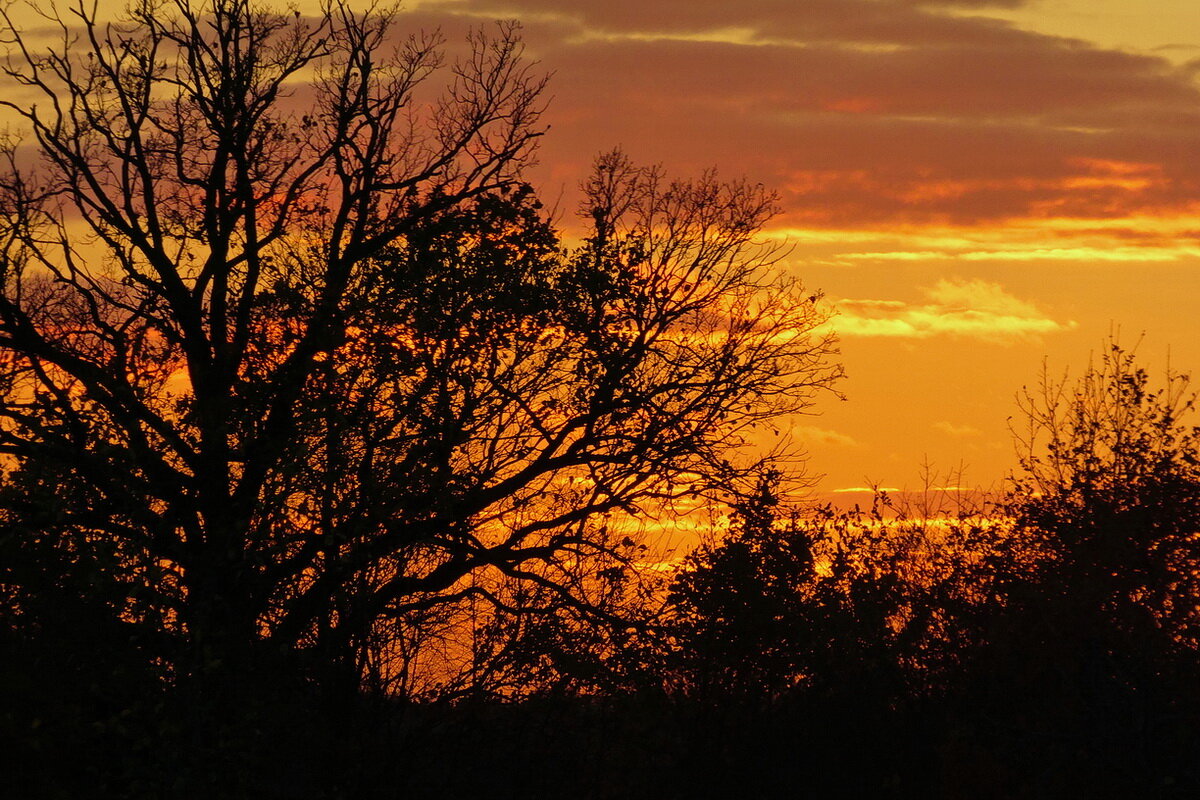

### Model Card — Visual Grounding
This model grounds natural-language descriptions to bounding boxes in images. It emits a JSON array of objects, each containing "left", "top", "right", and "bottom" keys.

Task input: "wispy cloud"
[
  {"left": 933, "top": 421, "right": 982, "bottom": 437},
  {"left": 830, "top": 278, "right": 1075, "bottom": 342},
  {"left": 794, "top": 425, "right": 859, "bottom": 447}
]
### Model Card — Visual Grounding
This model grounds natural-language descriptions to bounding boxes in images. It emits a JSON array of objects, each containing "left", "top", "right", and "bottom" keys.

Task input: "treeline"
[{"left": 8, "top": 340, "right": 1200, "bottom": 798}]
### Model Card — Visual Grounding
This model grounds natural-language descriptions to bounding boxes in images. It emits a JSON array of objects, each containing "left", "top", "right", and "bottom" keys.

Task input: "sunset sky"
[
  {"left": 382, "top": 0, "right": 1200, "bottom": 498},
  {"left": 16, "top": 0, "right": 1199, "bottom": 498}
]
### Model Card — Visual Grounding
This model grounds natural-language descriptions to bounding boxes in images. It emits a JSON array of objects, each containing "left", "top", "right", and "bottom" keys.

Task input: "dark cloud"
[
  {"left": 898, "top": 0, "right": 1026, "bottom": 6},
  {"left": 399, "top": 0, "right": 1200, "bottom": 227},
  {"left": 542, "top": 38, "right": 1198, "bottom": 120},
  {"left": 446, "top": 0, "right": 1039, "bottom": 48}
]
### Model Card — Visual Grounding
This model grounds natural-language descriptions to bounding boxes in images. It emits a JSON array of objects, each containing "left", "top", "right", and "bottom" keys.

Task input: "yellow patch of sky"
[
  {"left": 826, "top": 306, "right": 1072, "bottom": 342},
  {"left": 403, "top": 1, "right": 909, "bottom": 52},
  {"left": 565, "top": 29, "right": 911, "bottom": 55},
  {"left": 766, "top": 212, "right": 1200, "bottom": 263},
  {"left": 840, "top": 247, "right": 1192, "bottom": 263},
  {"left": 568, "top": 26, "right": 762, "bottom": 46},
  {"left": 982, "top": 0, "right": 1200, "bottom": 64}
]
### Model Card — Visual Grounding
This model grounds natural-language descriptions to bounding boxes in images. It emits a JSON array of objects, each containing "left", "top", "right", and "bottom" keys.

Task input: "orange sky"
[
  {"left": 11, "top": 0, "right": 1199, "bottom": 499},
  {"left": 388, "top": 0, "right": 1200, "bottom": 499}
]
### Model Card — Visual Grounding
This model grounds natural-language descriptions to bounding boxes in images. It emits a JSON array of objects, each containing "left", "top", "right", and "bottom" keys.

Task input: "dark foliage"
[
  {"left": 656, "top": 339, "right": 1200, "bottom": 797},
  {"left": 954, "top": 340, "right": 1200, "bottom": 794},
  {"left": 666, "top": 474, "right": 911, "bottom": 701}
]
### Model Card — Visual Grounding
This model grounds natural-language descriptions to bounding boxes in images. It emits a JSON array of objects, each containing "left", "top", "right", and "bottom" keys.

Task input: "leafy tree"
[
  {"left": 667, "top": 476, "right": 897, "bottom": 700},
  {"left": 898, "top": 338, "right": 1200, "bottom": 794},
  {"left": 0, "top": 0, "right": 839, "bottom": 712},
  {"left": 999, "top": 338, "right": 1200, "bottom": 682}
]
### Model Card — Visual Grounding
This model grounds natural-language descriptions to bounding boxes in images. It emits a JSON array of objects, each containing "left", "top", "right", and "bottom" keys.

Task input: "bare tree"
[{"left": 0, "top": 0, "right": 840, "bottom": 700}]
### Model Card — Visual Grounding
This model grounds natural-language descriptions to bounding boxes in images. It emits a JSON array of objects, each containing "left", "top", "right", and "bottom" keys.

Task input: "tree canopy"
[{"left": 0, "top": 0, "right": 840, "bottom": 702}]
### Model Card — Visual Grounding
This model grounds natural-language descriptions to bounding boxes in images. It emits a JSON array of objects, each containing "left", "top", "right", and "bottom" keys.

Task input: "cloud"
[
  {"left": 794, "top": 425, "right": 859, "bottom": 447},
  {"left": 831, "top": 278, "right": 1074, "bottom": 342},
  {"left": 439, "top": 0, "right": 1041, "bottom": 49},
  {"left": 933, "top": 421, "right": 982, "bottom": 437},
  {"left": 397, "top": 1, "right": 1200, "bottom": 237},
  {"left": 924, "top": 278, "right": 1039, "bottom": 316}
]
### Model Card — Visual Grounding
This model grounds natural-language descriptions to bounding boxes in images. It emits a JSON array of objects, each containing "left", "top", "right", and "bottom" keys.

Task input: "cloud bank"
[{"left": 404, "top": 0, "right": 1200, "bottom": 231}]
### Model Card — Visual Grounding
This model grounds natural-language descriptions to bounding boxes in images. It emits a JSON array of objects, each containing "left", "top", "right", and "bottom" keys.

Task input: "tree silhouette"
[
  {"left": 649, "top": 357, "right": 1200, "bottom": 795},
  {"left": 924, "top": 338, "right": 1200, "bottom": 794},
  {"left": 666, "top": 474, "right": 910, "bottom": 701},
  {"left": 975, "top": 338, "right": 1200, "bottom": 712},
  {"left": 0, "top": 0, "right": 840, "bottom": 720}
]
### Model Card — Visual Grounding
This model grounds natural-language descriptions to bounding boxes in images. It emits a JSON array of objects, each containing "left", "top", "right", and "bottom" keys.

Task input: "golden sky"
[
  {"left": 393, "top": 0, "right": 1200, "bottom": 498},
  {"left": 16, "top": 0, "right": 1200, "bottom": 498}
]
